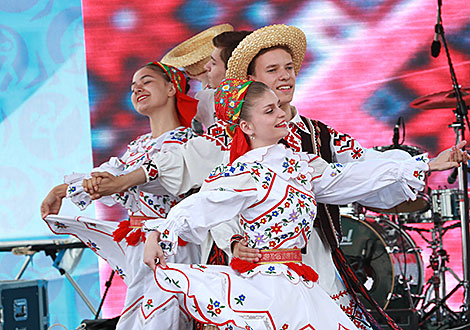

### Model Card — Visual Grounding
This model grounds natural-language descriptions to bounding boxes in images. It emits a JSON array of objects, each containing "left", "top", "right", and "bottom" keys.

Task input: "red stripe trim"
[
  {"left": 140, "top": 295, "right": 179, "bottom": 320},
  {"left": 308, "top": 155, "right": 320, "bottom": 162},
  {"left": 311, "top": 174, "right": 322, "bottom": 181},
  {"left": 248, "top": 172, "right": 277, "bottom": 208},
  {"left": 121, "top": 296, "right": 143, "bottom": 316},
  {"left": 233, "top": 188, "right": 257, "bottom": 192},
  {"left": 162, "top": 140, "right": 185, "bottom": 144},
  {"left": 43, "top": 217, "right": 126, "bottom": 261},
  {"left": 138, "top": 197, "right": 166, "bottom": 217},
  {"left": 245, "top": 184, "right": 315, "bottom": 223},
  {"left": 222, "top": 271, "right": 276, "bottom": 327},
  {"left": 205, "top": 170, "right": 250, "bottom": 183}
]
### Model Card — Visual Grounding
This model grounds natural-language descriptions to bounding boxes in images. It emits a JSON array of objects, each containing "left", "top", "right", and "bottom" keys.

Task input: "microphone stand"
[{"left": 435, "top": 0, "right": 470, "bottom": 321}]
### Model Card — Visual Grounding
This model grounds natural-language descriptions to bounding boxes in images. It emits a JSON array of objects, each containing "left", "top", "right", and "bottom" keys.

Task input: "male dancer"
[{"left": 224, "top": 24, "right": 411, "bottom": 330}]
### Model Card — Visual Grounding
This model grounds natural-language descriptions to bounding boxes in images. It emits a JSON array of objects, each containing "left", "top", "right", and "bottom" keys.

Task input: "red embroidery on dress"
[
  {"left": 284, "top": 122, "right": 302, "bottom": 152},
  {"left": 337, "top": 296, "right": 368, "bottom": 330},
  {"left": 330, "top": 290, "right": 348, "bottom": 301},
  {"left": 329, "top": 126, "right": 364, "bottom": 157},
  {"left": 299, "top": 325, "right": 316, "bottom": 330},
  {"left": 204, "top": 120, "right": 231, "bottom": 151},
  {"left": 351, "top": 147, "right": 364, "bottom": 159}
]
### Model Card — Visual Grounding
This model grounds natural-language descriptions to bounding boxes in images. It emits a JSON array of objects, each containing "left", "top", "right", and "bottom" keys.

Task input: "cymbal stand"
[
  {"left": 418, "top": 213, "right": 460, "bottom": 327},
  {"left": 434, "top": 0, "right": 470, "bottom": 321}
]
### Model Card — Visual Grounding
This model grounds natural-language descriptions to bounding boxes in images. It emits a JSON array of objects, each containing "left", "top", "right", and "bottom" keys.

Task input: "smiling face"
[
  {"left": 131, "top": 66, "right": 175, "bottom": 116},
  {"left": 239, "top": 87, "right": 288, "bottom": 148},
  {"left": 248, "top": 48, "right": 296, "bottom": 113},
  {"left": 204, "top": 47, "right": 227, "bottom": 89}
]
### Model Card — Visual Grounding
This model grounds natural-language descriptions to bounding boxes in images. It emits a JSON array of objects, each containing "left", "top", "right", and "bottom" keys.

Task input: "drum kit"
[{"left": 339, "top": 87, "right": 470, "bottom": 329}]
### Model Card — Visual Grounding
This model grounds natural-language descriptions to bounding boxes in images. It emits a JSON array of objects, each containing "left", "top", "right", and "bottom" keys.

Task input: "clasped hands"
[{"left": 82, "top": 172, "right": 123, "bottom": 200}]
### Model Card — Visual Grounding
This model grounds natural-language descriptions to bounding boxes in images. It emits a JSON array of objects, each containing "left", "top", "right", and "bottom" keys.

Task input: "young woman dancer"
[
  {"left": 136, "top": 79, "right": 467, "bottom": 329},
  {"left": 41, "top": 62, "right": 201, "bottom": 327}
]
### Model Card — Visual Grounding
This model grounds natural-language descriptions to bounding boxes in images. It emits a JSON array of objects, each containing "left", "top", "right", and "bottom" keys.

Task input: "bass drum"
[{"left": 339, "top": 215, "right": 424, "bottom": 310}]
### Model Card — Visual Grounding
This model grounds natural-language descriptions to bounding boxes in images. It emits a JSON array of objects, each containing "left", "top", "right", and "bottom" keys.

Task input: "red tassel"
[
  {"left": 230, "top": 258, "right": 258, "bottom": 273},
  {"left": 125, "top": 229, "right": 144, "bottom": 246},
  {"left": 112, "top": 220, "right": 131, "bottom": 242},
  {"left": 286, "top": 262, "right": 319, "bottom": 282},
  {"left": 176, "top": 91, "right": 199, "bottom": 128},
  {"left": 178, "top": 237, "right": 188, "bottom": 247}
]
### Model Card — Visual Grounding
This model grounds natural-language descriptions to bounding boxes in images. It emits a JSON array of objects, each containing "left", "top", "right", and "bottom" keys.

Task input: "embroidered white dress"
[
  {"left": 135, "top": 144, "right": 428, "bottom": 329},
  {"left": 44, "top": 127, "right": 201, "bottom": 326},
  {"left": 138, "top": 116, "right": 419, "bottom": 328}
]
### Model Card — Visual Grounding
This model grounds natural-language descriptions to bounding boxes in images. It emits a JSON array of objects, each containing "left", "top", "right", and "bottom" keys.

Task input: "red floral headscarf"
[
  {"left": 214, "top": 79, "right": 254, "bottom": 163},
  {"left": 148, "top": 61, "right": 198, "bottom": 128}
]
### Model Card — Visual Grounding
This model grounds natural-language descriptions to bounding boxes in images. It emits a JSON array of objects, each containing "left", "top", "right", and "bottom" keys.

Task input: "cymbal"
[{"left": 410, "top": 87, "right": 470, "bottom": 110}]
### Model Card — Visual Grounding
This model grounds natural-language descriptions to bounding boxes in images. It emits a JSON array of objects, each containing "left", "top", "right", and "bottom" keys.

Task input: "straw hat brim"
[
  {"left": 226, "top": 24, "right": 306, "bottom": 80},
  {"left": 161, "top": 24, "right": 234, "bottom": 75}
]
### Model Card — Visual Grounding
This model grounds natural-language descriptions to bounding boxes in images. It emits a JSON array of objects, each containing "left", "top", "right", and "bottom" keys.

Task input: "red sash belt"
[
  {"left": 112, "top": 216, "right": 188, "bottom": 246},
  {"left": 129, "top": 215, "right": 153, "bottom": 228},
  {"left": 258, "top": 248, "right": 302, "bottom": 264},
  {"left": 230, "top": 248, "right": 318, "bottom": 282}
]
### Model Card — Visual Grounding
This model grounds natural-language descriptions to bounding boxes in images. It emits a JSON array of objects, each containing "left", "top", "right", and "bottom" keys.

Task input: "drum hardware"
[
  {"left": 431, "top": 188, "right": 464, "bottom": 221},
  {"left": 408, "top": 213, "right": 463, "bottom": 328},
  {"left": 394, "top": 218, "right": 419, "bottom": 311},
  {"left": 411, "top": 0, "right": 470, "bottom": 323}
]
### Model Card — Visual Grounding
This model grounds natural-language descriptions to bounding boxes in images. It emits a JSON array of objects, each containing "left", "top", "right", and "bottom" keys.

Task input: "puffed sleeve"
[
  {"left": 143, "top": 172, "right": 257, "bottom": 257},
  {"left": 140, "top": 135, "right": 229, "bottom": 196},
  {"left": 64, "top": 137, "right": 149, "bottom": 211},
  {"left": 311, "top": 154, "right": 429, "bottom": 208}
]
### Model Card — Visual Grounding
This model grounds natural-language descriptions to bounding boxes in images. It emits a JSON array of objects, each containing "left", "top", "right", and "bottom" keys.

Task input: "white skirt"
[
  {"left": 44, "top": 214, "right": 200, "bottom": 326},
  {"left": 138, "top": 262, "right": 360, "bottom": 330}
]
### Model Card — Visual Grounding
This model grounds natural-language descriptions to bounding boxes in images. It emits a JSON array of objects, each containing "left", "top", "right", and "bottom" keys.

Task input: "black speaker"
[{"left": 0, "top": 280, "right": 48, "bottom": 330}]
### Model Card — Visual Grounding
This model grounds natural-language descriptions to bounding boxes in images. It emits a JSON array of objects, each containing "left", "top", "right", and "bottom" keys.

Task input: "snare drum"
[
  {"left": 431, "top": 188, "right": 463, "bottom": 220},
  {"left": 340, "top": 215, "right": 424, "bottom": 309},
  {"left": 365, "top": 144, "right": 431, "bottom": 215}
]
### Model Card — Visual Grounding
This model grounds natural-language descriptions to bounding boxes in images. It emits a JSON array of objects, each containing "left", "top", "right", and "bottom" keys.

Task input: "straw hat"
[
  {"left": 161, "top": 24, "right": 234, "bottom": 76},
  {"left": 226, "top": 24, "right": 306, "bottom": 80}
]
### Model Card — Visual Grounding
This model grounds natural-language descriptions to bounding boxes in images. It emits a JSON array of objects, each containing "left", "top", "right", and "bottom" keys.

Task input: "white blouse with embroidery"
[
  {"left": 146, "top": 144, "right": 429, "bottom": 261},
  {"left": 65, "top": 127, "right": 195, "bottom": 216}
]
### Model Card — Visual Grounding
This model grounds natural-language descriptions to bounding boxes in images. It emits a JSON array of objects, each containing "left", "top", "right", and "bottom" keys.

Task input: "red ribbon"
[{"left": 230, "top": 126, "right": 251, "bottom": 164}]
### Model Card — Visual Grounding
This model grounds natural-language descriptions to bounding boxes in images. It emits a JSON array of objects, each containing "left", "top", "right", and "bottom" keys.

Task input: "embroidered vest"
[{"left": 298, "top": 116, "right": 342, "bottom": 251}]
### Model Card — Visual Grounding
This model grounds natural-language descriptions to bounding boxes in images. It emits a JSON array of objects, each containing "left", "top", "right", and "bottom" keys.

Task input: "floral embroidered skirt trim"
[{"left": 139, "top": 263, "right": 360, "bottom": 330}]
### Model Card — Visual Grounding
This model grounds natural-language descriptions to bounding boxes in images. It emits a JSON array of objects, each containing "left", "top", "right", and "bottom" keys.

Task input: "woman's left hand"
[
  {"left": 143, "top": 231, "right": 167, "bottom": 270},
  {"left": 429, "top": 140, "right": 470, "bottom": 172}
]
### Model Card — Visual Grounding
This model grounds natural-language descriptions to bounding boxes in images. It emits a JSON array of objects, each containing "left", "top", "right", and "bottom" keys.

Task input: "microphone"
[
  {"left": 393, "top": 117, "right": 400, "bottom": 147},
  {"left": 431, "top": 1, "right": 442, "bottom": 58},
  {"left": 431, "top": 25, "right": 441, "bottom": 58},
  {"left": 447, "top": 168, "right": 458, "bottom": 184}
]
